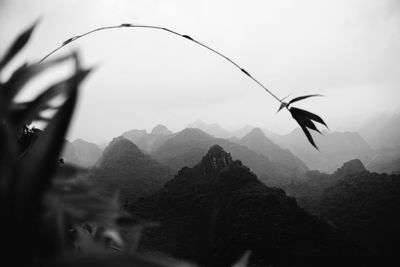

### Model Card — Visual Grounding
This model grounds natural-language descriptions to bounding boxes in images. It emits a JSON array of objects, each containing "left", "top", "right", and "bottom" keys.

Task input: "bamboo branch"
[{"left": 39, "top": 24, "right": 282, "bottom": 103}]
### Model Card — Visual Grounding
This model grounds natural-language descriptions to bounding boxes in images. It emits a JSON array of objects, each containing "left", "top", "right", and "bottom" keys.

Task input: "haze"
[{"left": 1, "top": 0, "right": 399, "bottom": 143}]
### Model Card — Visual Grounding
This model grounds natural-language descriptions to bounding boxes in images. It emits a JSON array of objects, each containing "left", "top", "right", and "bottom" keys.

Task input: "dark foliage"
[
  {"left": 282, "top": 160, "right": 400, "bottom": 265},
  {"left": 129, "top": 146, "right": 368, "bottom": 267}
]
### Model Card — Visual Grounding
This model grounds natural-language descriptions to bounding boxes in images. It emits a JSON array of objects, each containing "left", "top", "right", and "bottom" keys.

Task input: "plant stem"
[{"left": 39, "top": 24, "right": 282, "bottom": 104}]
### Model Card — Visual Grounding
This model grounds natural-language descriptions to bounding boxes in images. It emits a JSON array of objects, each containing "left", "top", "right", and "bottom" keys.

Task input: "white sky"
[{"left": 1, "top": 0, "right": 400, "bottom": 143}]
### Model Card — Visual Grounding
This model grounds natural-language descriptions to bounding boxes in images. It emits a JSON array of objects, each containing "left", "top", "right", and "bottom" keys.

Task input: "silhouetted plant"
[
  {"left": 0, "top": 23, "right": 252, "bottom": 267},
  {"left": 38, "top": 23, "right": 328, "bottom": 149}
]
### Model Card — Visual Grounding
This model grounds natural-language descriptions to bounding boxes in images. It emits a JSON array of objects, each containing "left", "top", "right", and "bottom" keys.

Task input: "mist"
[{"left": 1, "top": 0, "right": 399, "bottom": 143}]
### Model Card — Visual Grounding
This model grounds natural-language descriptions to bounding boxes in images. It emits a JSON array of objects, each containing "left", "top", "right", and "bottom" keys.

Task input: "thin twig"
[{"left": 39, "top": 24, "right": 282, "bottom": 103}]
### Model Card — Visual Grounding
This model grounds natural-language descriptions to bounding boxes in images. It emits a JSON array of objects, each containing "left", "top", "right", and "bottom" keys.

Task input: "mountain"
[
  {"left": 186, "top": 120, "right": 232, "bottom": 138},
  {"left": 61, "top": 140, "right": 80, "bottom": 165},
  {"left": 232, "top": 125, "right": 255, "bottom": 139},
  {"left": 130, "top": 146, "right": 367, "bottom": 267},
  {"left": 317, "top": 172, "right": 400, "bottom": 264},
  {"left": 135, "top": 125, "right": 174, "bottom": 153},
  {"left": 151, "top": 128, "right": 303, "bottom": 184},
  {"left": 282, "top": 160, "right": 400, "bottom": 264},
  {"left": 122, "top": 129, "right": 147, "bottom": 143},
  {"left": 90, "top": 136, "right": 171, "bottom": 206},
  {"left": 150, "top": 124, "right": 173, "bottom": 135},
  {"left": 283, "top": 159, "right": 368, "bottom": 213},
  {"left": 366, "top": 146, "right": 400, "bottom": 174},
  {"left": 71, "top": 138, "right": 102, "bottom": 167},
  {"left": 358, "top": 111, "right": 400, "bottom": 149},
  {"left": 358, "top": 112, "right": 392, "bottom": 148},
  {"left": 240, "top": 128, "right": 308, "bottom": 179},
  {"left": 273, "top": 128, "right": 373, "bottom": 173}
]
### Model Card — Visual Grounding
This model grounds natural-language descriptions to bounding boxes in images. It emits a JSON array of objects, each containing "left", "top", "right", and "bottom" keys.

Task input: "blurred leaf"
[
  {"left": 3, "top": 54, "right": 73, "bottom": 99},
  {"left": 75, "top": 225, "right": 101, "bottom": 253},
  {"left": 288, "top": 94, "right": 322, "bottom": 105},
  {"left": 16, "top": 61, "right": 88, "bottom": 217},
  {"left": 55, "top": 163, "right": 88, "bottom": 180},
  {"left": 46, "top": 253, "right": 181, "bottom": 267},
  {"left": 12, "top": 68, "right": 91, "bottom": 125},
  {"left": 231, "top": 250, "right": 251, "bottom": 267},
  {"left": 0, "top": 22, "right": 37, "bottom": 71}
]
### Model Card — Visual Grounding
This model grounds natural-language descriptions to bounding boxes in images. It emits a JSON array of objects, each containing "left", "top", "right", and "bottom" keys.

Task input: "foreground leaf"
[{"left": 0, "top": 22, "right": 37, "bottom": 71}]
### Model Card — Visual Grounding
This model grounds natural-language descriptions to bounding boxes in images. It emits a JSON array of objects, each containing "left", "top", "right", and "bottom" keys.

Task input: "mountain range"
[
  {"left": 150, "top": 128, "right": 308, "bottom": 184},
  {"left": 123, "top": 124, "right": 173, "bottom": 153},
  {"left": 89, "top": 136, "right": 172, "bottom": 206},
  {"left": 61, "top": 139, "right": 102, "bottom": 167},
  {"left": 130, "top": 145, "right": 367, "bottom": 267},
  {"left": 270, "top": 128, "right": 373, "bottom": 173}
]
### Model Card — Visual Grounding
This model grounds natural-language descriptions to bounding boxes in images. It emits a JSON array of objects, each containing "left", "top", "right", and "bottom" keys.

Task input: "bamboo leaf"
[
  {"left": 290, "top": 107, "right": 328, "bottom": 128},
  {"left": 297, "top": 116, "right": 321, "bottom": 134},
  {"left": 288, "top": 94, "right": 322, "bottom": 105},
  {"left": 17, "top": 88, "right": 79, "bottom": 215},
  {"left": 296, "top": 118, "right": 318, "bottom": 150},
  {"left": 3, "top": 54, "right": 73, "bottom": 99},
  {"left": 12, "top": 68, "right": 91, "bottom": 125},
  {"left": 0, "top": 22, "right": 37, "bottom": 71}
]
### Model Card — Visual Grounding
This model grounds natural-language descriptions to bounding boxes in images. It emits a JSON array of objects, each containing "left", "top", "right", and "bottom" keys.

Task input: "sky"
[{"left": 1, "top": 0, "right": 400, "bottom": 143}]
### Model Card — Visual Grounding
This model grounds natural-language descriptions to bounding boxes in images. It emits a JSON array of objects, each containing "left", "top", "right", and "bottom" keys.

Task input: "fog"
[{"left": 1, "top": 0, "right": 399, "bottom": 143}]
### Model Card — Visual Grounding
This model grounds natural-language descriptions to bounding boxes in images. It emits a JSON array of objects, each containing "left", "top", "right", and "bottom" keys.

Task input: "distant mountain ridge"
[
  {"left": 240, "top": 128, "right": 308, "bottom": 175},
  {"left": 187, "top": 120, "right": 232, "bottom": 138},
  {"left": 123, "top": 125, "right": 174, "bottom": 154},
  {"left": 271, "top": 128, "right": 373, "bottom": 173},
  {"left": 151, "top": 128, "right": 308, "bottom": 184},
  {"left": 90, "top": 136, "right": 171, "bottom": 205},
  {"left": 61, "top": 139, "right": 102, "bottom": 167}
]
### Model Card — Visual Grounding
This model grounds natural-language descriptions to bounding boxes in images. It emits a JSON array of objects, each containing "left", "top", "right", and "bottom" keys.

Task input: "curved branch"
[{"left": 39, "top": 24, "right": 282, "bottom": 103}]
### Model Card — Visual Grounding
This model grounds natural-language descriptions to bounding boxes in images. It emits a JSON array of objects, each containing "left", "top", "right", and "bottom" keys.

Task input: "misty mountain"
[
  {"left": 122, "top": 128, "right": 147, "bottom": 143},
  {"left": 282, "top": 159, "right": 400, "bottom": 264},
  {"left": 122, "top": 125, "right": 174, "bottom": 154},
  {"left": 187, "top": 119, "right": 232, "bottom": 139},
  {"left": 130, "top": 145, "right": 366, "bottom": 267},
  {"left": 90, "top": 136, "right": 172, "bottom": 205},
  {"left": 272, "top": 128, "right": 373, "bottom": 173},
  {"left": 151, "top": 128, "right": 305, "bottom": 183},
  {"left": 71, "top": 138, "right": 102, "bottom": 167},
  {"left": 61, "top": 140, "right": 80, "bottom": 165},
  {"left": 358, "top": 111, "right": 400, "bottom": 149},
  {"left": 232, "top": 125, "right": 255, "bottom": 138},
  {"left": 358, "top": 112, "right": 392, "bottom": 148},
  {"left": 134, "top": 125, "right": 174, "bottom": 153},
  {"left": 366, "top": 146, "right": 400, "bottom": 174},
  {"left": 284, "top": 159, "right": 368, "bottom": 213},
  {"left": 150, "top": 124, "right": 173, "bottom": 136},
  {"left": 240, "top": 128, "right": 308, "bottom": 174}
]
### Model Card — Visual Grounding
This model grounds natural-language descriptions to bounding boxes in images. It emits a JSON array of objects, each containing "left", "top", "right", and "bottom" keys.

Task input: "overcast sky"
[{"left": 1, "top": 0, "right": 400, "bottom": 143}]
